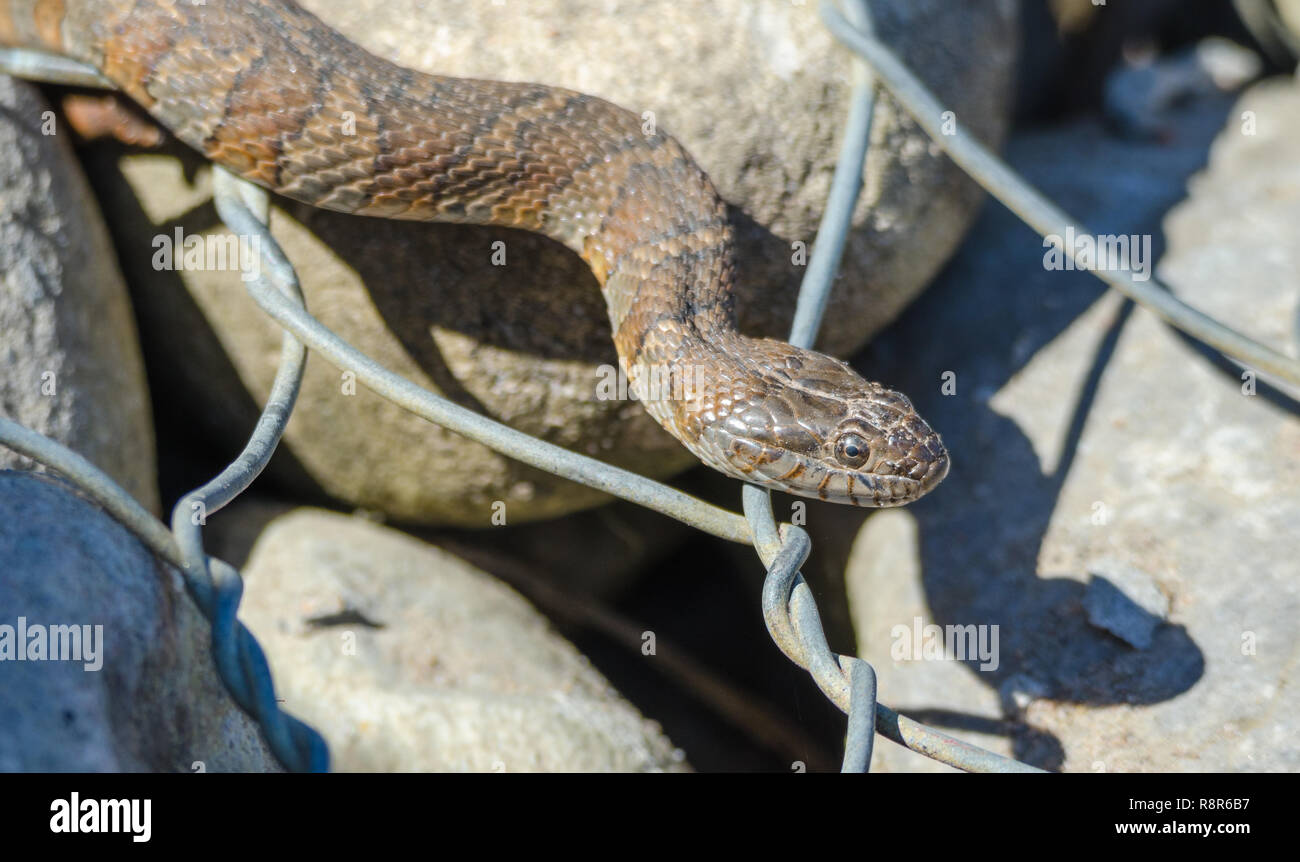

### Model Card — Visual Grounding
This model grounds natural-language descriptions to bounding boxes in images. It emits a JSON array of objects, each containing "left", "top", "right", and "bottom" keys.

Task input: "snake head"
[{"left": 692, "top": 340, "right": 949, "bottom": 507}]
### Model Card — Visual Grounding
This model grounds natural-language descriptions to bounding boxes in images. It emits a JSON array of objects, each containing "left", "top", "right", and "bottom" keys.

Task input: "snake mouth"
[
  {"left": 827, "top": 451, "right": 949, "bottom": 507},
  {"left": 728, "top": 444, "right": 948, "bottom": 507},
  {"left": 818, "top": 469, "right": 922, "bottom": 507},
  {"left": 706, "top": 423, "right": 949, "bottom": 507}
]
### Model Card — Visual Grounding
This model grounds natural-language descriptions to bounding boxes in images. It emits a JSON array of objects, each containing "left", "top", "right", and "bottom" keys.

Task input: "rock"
[
  {"left": 86, "top": 0, "right": 1017, "bottom": 525},
  {"left": 1103, "top": 39, "right": 1262, "bottom": 139},
  {"left": 844, "top": 78, "right": 1300, "bottom": 773},
  {"left": 1282, "top": 0, "right": 1300, "bottom": 41},
  {"left": 0, "top": 472, "right": 278, "bottom": 772},
  {"left": 999, "top": 673, "right": 1052, "bottom": 718},
  {"left": 418, "top": 496, "right": 698, "bottom": 601},
  {"left": 201, "top": 494, "right": 692, "bottom": 604},
  {"left": 1081, "top": 578, "right": 1160, "bottom": 650},
  {"left": 844, "top": 509, "right": 1011, "bottom": 772},
  {"left": 1082, "top": 561, "right": 1171, "bottom": 649},
  {"left": 0, "top": 77, "right": 158, "bottom": 513},
  {"left": 234, "top": 507, "right": 689, "bottom": 772},
  {"left": 1235, "top": 0, "right": 1300, "bottom": 65}
]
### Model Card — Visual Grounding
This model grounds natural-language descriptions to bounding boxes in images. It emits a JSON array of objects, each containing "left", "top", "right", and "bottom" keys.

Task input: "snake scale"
[{"left": 0, "top": 0, "right": 949, "bottom": 506}]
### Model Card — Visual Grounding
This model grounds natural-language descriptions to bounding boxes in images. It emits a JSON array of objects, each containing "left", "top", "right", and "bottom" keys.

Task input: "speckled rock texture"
[
  {"left": 0, "top": 472, "right": 278, "bottom": 772},
  {"left": 0, "top": 77, "right": 158, "bottom": 513},
  {"left": 235, "top": 507, "right": 689, "bottom": 772},
  {"left": 841, "top": 77, "right": 1299, "bottom": 773}
]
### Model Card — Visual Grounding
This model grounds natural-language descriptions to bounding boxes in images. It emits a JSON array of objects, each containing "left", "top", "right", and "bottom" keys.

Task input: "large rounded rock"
[
  {"left": 0, "top": 78, "right": 158, "bottom": 513},
  {"left": 0, "top": 472, "right": 277, "bottom": 771},
  {"left": 233, "top": 507, "right": 689, "bottom": 772},
  {"left": 90, "top": 0, "right": 1017, "bottom": 524},
  {"left": 844, "top": 78, "right": 1299, "bottom": 772}
]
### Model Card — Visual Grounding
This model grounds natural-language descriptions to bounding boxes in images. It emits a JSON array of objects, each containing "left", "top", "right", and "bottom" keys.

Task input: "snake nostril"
[{"left": 920, "top": 453, "right": 950, "bottom": 489}]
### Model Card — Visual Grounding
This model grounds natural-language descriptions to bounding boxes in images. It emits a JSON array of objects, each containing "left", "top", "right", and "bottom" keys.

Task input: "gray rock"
[
  {"left": 0, "top": 472, "right": 278, "bottom": 772},
  {"left": 202, "top": 494, "right": 693, "bottom": 606},
  {"left": 417, "top": 496, "right": 699, "bottom": 601},
  {"left": 1240, "top": 0, "right": 1300, "bottom": 64},
  {"left": 844, "top": 77, "right": 1300, "bottom": 772},
  {"left": 1103, "top": 39, "right": 1261, "bottom": 139},
  {"left": 0, "top": 77, "right": 158, "bottom": 513},
  {"left": 89, "top": 0, "right": 1016, "bottom": 525},
  {"left": 1083, "top": 559, "right": 1171, "bottom": 649},
  {"left": 1283, "top": 0, "right": 1300, "bottom": 39},
  {"left": 998, "top": 673, "right": 1051, "bottom": 718},
  {"left": 843, "top": 509, "right": 1008, "bottom": 771},
  {"left": 1083, "top": 577, "right": 1163, "bottom": 650},
  {"left": 234, "top": 507, "right": 689, "bottom": 772}
]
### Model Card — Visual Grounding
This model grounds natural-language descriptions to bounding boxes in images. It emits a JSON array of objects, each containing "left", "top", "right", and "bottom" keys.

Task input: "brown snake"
[{"left": 1, "top": 0, "right": 949, "bottom": 506}]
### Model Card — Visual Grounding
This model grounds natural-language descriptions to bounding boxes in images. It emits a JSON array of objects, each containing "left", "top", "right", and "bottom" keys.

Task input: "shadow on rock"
[{"left": 794, "top": 97, "right": 1244, "bottom": 768}]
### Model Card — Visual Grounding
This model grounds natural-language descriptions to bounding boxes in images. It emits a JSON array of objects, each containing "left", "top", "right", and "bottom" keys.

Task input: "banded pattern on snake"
[{"left": 0, "top": 0, "right": 949, "bottom": 506}]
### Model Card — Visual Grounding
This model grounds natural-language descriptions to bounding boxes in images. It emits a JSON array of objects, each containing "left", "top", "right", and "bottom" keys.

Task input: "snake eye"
[{"left": 834, "top": 432, "right": 872, "bottom": 469}]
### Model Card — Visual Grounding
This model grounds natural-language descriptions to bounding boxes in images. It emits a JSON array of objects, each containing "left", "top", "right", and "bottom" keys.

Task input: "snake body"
[{"left": 1, "top": 0, "right": 949, "bottom": 506}]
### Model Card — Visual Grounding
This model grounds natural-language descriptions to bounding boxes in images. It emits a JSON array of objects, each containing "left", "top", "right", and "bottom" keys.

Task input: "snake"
[{"left": 0, "top": 0, "right": 949, "bottom": 507}]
